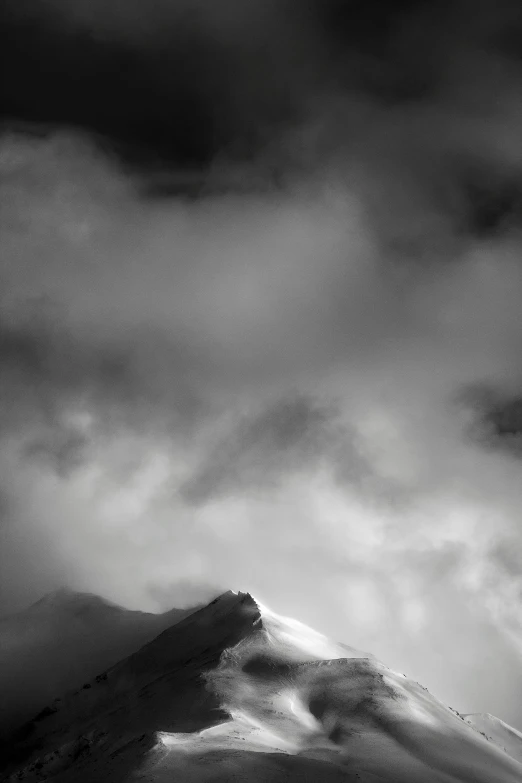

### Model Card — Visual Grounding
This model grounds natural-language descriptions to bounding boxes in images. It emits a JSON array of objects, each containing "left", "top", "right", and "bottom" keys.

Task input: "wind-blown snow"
[
  {"left": 256, "top": 599, "right": 370, "bottom": 661},
  {"left": 3, "top": 590, "right": 522, "bottom": 783},
  {"left": 463, "top": 712, "right": 522, "bottom": 764}
]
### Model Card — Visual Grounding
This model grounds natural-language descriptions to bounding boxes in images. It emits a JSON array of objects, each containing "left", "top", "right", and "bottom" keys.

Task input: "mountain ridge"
[
  {"left": 0, "top": 588, "right": 206, "bottom": 739},
  {"left": 2, "top": 589, "right": 522, "bottom": 782}
]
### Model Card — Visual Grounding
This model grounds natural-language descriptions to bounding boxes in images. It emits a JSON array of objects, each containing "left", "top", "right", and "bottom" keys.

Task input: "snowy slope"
[
  {"left": 0, "top": 589, "right": 198, "bottom": 739},
  {"left": 463, "top": 713, "right": 522, "bottom": 765},
  {"left": 2, "top": 591, "right": 522, "bottom": 782}
]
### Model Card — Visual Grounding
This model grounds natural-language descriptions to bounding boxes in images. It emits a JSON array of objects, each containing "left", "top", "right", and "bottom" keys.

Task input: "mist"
[{"left": 2, "top": 0, "right": 522, "bottom": 731}]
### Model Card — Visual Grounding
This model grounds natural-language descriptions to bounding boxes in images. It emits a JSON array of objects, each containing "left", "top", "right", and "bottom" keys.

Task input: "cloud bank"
[{"left": 2, "top": 0, "right": 522, "bottom": 730}]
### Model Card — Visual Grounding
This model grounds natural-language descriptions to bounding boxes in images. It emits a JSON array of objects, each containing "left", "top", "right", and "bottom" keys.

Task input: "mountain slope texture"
[
  {"left": 0, "top": 588, "right": 198, "bottom": 738},
  {"left": 1, "top": 590, "right": 522, "bottom": 782}
]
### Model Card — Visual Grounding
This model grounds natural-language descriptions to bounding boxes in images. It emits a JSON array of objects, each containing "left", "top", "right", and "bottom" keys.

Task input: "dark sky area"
[{"left": 2, "top": 0, "right": 522, "bottom": 730}]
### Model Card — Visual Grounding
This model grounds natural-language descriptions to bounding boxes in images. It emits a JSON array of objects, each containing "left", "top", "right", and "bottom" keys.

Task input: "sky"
[{"left": 2, "top": 0, "right": 522, "bottom": 729}]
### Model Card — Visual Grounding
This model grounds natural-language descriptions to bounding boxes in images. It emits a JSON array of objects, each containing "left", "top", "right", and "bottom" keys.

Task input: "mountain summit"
[
  {"left": 25, "top": 588, "right": 124, "bottom": 614},
  {"left": 2, "top": 590, "right": 522, "bottom": 782}
]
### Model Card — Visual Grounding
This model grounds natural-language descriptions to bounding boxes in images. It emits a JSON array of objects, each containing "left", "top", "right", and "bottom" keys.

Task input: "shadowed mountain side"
[
  {"left": 0, "top": 589, "right": 201, "bottom": 738},
  {"left": 2, "top": 591, "right": 522, "bottom": 782},
  {"left": 0, "top": 591, "right": 261, "bottom": 779}
]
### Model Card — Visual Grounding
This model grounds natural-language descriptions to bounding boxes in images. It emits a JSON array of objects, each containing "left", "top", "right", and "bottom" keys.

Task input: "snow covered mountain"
[
  {"left": 0, "top": 588, "right": 198, "bottom": 739},
  {"left": 1, "top": 590, "right": 522, "bottom": 782},
  {"left": 462, "top": 713, "right": 522, "bottom": 765}
]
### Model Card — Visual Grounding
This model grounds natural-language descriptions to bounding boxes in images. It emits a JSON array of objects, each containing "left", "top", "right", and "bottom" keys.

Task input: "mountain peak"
[
  {"left": 27, "top": 588, "right": 123, "bottom": 615},
  {"left": 3, "top": 591, "right": 522, "bottom": 783}
]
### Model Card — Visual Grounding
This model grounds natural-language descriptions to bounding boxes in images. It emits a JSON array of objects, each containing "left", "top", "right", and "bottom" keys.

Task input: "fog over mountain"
[
  {"left": 2, "top": 0, "right": 522, "bottom": 746},
  {"left": 0, "top": 588, "right": 201, "bottom": 736}
]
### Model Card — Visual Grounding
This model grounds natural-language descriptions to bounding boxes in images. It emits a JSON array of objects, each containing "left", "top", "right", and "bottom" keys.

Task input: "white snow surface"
[
  {"left": 256, "top": 598, "right": 371, "bottom": 661},
  {"left": 463, "top": 712, "right": 522, "bottom": 764},
  {"left": 3, "top": 590, "right": 522, "bottom": 783}
]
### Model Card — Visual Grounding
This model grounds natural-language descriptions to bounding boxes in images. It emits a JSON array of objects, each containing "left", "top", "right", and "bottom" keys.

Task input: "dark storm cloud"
[
  {"left": 484, "top": 396, "right": 522, "bottom": 440},
  {"left": 3, "top": 0, "right": 522, "bottom": 176},
  {"left": 459, "top": 384, "right": 522, "bottom": 459},
  {"left": 3, "top": 0, "right": 522, "bottom": 261},
  {"left": 0, "top": 0, "right": 319, "bottom": 165}
]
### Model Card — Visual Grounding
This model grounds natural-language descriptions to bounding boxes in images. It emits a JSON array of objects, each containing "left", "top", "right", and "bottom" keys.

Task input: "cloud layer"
[{"left": 2, "top": 0, "right": 522, "bottom": 730}]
